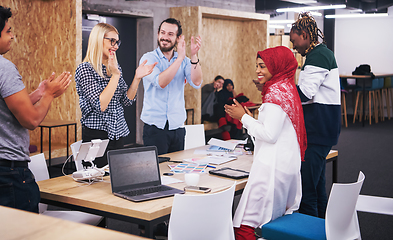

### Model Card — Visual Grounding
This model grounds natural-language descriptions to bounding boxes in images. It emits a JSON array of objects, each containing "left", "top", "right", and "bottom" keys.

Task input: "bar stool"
[
  {"left": 340, "top": 78, "right": 348, "bottom": 127},
  {"left": 382, "top": 77, "right": 392, "bottom": 120},
  {"left": 353, "top": 78, "right": 383, "bottom": 125}
]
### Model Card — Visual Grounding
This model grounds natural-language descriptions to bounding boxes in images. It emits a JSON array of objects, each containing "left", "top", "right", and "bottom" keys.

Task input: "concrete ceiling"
[{"left": 256, "top": 0, "right": 393, "bottom": 13}]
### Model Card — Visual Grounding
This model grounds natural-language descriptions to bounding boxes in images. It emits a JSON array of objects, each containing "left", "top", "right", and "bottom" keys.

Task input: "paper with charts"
[
  {"left": 183, "top": 155, "right": 237, "bottom": 165},
  {"left": 169, "top": 163, "right": 207, "bottom": 173}
]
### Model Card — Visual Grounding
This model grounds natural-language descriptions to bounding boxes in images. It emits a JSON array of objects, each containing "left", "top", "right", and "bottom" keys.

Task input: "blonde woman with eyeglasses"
[{"left": 75, "top": 23, "right": 157, "bottom": 167}]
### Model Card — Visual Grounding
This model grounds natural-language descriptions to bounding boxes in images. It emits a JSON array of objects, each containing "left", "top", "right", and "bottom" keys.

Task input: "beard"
[{"left": 157, "top": 38, "right": 176, "bottom": 53}]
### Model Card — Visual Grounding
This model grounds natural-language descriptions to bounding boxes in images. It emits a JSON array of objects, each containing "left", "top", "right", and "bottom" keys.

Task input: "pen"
[{"left": 207, "top": 165, "right": 216, "bottom": 168}]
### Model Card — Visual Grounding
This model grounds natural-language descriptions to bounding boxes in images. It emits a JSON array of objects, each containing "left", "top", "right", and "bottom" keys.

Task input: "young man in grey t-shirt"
[{"left": 0, "top": 6, "right": 72, "bottom": 212}]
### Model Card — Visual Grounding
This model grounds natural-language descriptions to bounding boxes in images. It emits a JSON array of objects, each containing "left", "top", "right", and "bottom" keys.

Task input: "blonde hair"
[{"left": 83, "top": 23, "right": 119, "bottom": 78}]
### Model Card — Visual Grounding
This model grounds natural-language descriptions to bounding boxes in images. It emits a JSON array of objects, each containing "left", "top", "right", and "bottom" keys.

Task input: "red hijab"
[{"left": 257, "top": 46, "right": 307, "bottom": 161}]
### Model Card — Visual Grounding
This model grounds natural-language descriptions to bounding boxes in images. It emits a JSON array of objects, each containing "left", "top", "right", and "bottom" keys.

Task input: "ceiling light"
[
  {"left": 276, "top": 4, "right": 346, "bottom": 12},
  {"left": 269, "top": 25, "right": 285, "bottom": 29},
  {"left": 325, "top": 13, "right": 389, "bottom": 18},
  {"left": 270, "top": 20, "right": 295, "bottom": 24},
  {"left": 309, "top": 11, "right": 322, "bottom": 17}
]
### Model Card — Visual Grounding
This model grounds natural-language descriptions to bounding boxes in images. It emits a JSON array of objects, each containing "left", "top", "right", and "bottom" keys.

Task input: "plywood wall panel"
[
  {"left": 171, "top": 6, "right": 268, "bottom": 124},
  {"left": 2, "top": 0, "right": 81, "bottom": 154}
]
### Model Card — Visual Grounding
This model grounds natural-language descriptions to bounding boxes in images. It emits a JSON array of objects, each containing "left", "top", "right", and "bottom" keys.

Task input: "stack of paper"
[
  {"left": 207, "top": 138, "right": 246, "bottom": 152},
  {"left": 207, "top": 138, "right": 237, "bottom": 151}
]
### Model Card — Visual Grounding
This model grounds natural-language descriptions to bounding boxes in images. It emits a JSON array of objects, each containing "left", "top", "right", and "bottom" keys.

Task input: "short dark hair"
[
  {"left": 214, "top": 75, "right": 225, "bottom": 81},
  {"left": 158, "top": 18, "right": 182, "bottom": 37},
  {"left": 0, "top": 6, "right": 12, "bottom": 38}
]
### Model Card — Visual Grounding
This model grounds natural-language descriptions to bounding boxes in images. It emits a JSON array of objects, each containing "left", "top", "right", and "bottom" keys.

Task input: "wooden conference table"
[
  {"left": 340, "top": 73, "right": 393, "bottom": 127},
  {"left": 37, "top": 145, "right": 338, "bottom": 238},
  {"left": 0, "top": 206, "right": 148, "bottom": 240}
]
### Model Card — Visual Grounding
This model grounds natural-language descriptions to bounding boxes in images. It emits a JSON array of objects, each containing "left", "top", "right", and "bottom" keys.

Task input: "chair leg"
[
  {"left": 374, "top": 90, "right": 380, "bottom": 123},
  {"left": 382, "top": 88, "right": 390, "bottom": 120},
  {"left": 369, "top": 91, "right": 373, "bottom": 125},
  {"left": 341, "top": 92, "right": 348, "bottom": 127},
  {"left": 388, "top": 87, "right": 393, "bottom": 117},
  {"left": 359, "top": 93, "right": 363, "bottom": 122},
  {"left": 387, "top": 89, "right": 391, "bottom": 120},
  {"left": 353, "top": 91, "right": 360, "bottom": 123},
  {"left": 379, "top": 90, "right": 384, "bottom": 121}
]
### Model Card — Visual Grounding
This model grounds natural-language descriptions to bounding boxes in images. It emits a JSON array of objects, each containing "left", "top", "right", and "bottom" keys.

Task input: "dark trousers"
[
  {"left": 143, "top": 123, "right": 185, "bottom": 155},
  {"left": 0, "top": 166, "right": 40, "bottom": 213},
  {"left": 82, "top": 126, "right": 124, "bottom": 168},
  {"left": 299, "top": 143, "right": 332, "bottom": 218}
]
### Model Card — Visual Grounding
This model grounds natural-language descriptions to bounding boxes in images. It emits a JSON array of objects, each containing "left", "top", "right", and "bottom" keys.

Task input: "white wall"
[{"left": 335, "top": 7, "right": 393, "bottom": 74}]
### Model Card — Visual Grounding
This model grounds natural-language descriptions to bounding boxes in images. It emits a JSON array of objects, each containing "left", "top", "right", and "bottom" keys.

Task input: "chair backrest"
[
  {"left": 325, "top": 171, "right": 365, "bottom": 240},
  {"left": 378, "top": 78, "right": 385, "bottom": 88},
  {"left": 184, "top": 124, "right": 206, "bottom": 150},
  {"left": 28, "top": 153, "right": 49, "bottom": 213},
  {"left": 168, "top": 183, "right": 236, "bottom": 240},
  {"left": 70, "top": 140, "right": 83, "bottom": 171}
]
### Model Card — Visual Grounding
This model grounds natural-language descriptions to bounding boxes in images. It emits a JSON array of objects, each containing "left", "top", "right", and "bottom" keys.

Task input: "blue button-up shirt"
[{"left": 140, "top": 47, "right": 202, "bottom": 130}]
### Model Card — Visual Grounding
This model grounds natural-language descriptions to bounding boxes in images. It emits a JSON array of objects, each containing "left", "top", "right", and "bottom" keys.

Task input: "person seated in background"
[
  {"left": 225, "top": 46, "right": 307, "bottom": 240},
  {"left": 215, "top": 79, "right": 255, "bottom": 140},
  {"left": 201, "top": 75, "right": 224, "bottom": 122}
]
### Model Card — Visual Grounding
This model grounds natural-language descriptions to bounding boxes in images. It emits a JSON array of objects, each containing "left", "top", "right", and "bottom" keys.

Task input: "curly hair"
[
  {"left": 291, "top": 12, "right": 325, "bottom": 55},
  {"left": 0, "top": 6, "right": 12, "bottom": 37}
]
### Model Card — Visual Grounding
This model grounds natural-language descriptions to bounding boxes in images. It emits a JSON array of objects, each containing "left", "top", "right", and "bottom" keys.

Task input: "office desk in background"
[
  {"left": 37, "top": 145, "right": 338, "bottom": 238},
  {"left": 340, "top": 73, "right": 393, "bottom": 127},
  {"left": 0, "top": 206, "right": 148, "bottom": 240}
]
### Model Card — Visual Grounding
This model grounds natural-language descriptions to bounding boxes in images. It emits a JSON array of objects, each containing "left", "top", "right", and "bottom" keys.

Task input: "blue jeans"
[
  {"left": 143, "top": 123, "right": 185, "bottom": 155},
  {"left": 299, "top": 144, "right": 332, "bottom": 218},
  {"left": 0, "top": 166, "right": 40, "bottom": 213}
]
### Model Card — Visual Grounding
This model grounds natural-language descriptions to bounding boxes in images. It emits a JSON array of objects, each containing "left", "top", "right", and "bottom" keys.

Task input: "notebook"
[{"left": 107, "top": 146, "right": 184, "bottom": 202}]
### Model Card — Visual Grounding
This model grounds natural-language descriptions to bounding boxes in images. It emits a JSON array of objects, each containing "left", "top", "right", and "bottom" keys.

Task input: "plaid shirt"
[{"left": 75, "top": 62, "right": 134, "bottom": 140}]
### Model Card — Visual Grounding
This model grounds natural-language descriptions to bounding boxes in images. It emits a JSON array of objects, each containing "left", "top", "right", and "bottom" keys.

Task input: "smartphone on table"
[{"left": 184, "top": 186, "right": 211, "bottom": 193}]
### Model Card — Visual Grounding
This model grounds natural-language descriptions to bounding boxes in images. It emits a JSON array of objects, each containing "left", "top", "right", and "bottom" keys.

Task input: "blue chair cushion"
[{"left": 261, "top": 212, "right": 326, "bottom": 240}]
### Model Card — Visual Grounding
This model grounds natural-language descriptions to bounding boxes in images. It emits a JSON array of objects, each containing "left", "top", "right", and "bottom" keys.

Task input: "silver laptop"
[{"left": 107, "top": 146, "right": 184, "bottom": 202}]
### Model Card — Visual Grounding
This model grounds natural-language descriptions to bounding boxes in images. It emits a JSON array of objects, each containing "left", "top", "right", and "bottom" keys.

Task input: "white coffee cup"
[{"left": 184, "top": 173, "right": 200, "bottom": 186}]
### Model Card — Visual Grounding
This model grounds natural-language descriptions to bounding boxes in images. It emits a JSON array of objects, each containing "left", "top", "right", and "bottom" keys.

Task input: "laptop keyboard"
[{"left": 121, "top": 185, "right": 173, "bottom": 197}]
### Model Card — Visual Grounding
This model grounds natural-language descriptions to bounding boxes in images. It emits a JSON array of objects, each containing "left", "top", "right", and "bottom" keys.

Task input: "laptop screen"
[{"left": 108, "top": 146, "right": 161, "bottom": 192}]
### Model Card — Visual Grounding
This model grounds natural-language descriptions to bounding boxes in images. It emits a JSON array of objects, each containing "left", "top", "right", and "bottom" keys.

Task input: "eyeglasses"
[{"left": 104, "top": 37, "right": 121, "bottom": 47}]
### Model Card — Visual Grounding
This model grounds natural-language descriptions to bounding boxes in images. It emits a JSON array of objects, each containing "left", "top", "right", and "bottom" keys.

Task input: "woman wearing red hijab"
[{"left": 225, "top": 46, "right": 307, "bottom": 240}]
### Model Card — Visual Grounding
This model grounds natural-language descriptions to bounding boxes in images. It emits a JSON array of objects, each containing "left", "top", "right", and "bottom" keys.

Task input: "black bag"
[{"left": 352, "top": 64, "right": 375, "bottom": 79}]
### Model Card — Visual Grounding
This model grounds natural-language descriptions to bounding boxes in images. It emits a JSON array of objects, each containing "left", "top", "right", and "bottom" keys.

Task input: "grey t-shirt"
[{"left": 0, "top": 55, "right": 30, "bottom": 161}]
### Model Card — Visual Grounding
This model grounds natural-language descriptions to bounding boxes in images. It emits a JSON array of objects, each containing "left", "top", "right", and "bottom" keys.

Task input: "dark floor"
[{"left": 47, "top": 114, "right": 393, "bottom": 239}]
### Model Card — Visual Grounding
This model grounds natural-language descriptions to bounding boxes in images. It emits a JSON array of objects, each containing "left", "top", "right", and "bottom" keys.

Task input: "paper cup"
[{"left": 184, "top": 173, "right": 200, "bottom": 186}]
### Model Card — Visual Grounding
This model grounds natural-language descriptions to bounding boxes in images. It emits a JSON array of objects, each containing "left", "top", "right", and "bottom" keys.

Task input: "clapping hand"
[
  {"left": 135, "top": 60, "right": 158, "bottom": 79},
  {"left": 177, "top": 35, "right": 186, "bottom": 60},
  {"left": 45, "top": 72, "right": 72, "bottom": 98},
  {"left": 108, "top": 50, "right": 120, "bottom": 77},
  {"left": 225, "top": 99, "right": 251, "bottom": 120},
  {"left": 190, "top": 35, "right": 202, "bottom": 57}
]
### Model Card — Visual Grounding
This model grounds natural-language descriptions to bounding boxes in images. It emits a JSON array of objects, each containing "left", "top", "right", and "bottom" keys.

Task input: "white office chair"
[
  {"left": 28, "top": 153, "right": 104, "bottom": 225},
  {"left": 184, "top": 124, "right": 206, "bottom": 150},
  {"left": 356, "top": 195, "right": 393, "bottom": 215},
  {"left": 261, "top": 171, "right": 365, "bottom": 240},
  {"left": 168, "top": 183, "right": 236, "bottom": 240}
]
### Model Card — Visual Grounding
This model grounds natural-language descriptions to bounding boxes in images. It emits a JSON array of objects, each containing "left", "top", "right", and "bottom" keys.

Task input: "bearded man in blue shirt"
[{"left": 139, "top": 18, "right": 203, "bottom": 154}]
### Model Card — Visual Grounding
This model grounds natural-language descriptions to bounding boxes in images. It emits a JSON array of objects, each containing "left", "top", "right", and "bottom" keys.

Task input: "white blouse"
[{"left": 233, "top": 103, "right": 302, "bottom": 228}]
